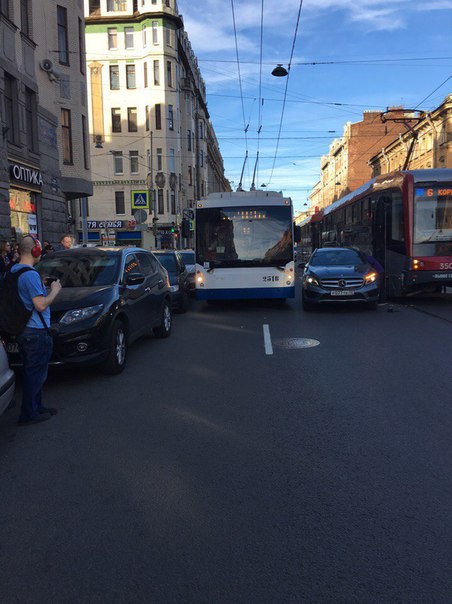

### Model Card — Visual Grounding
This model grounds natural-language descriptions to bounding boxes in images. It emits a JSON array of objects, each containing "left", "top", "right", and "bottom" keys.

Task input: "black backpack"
[{"left": 0, "top": 267, "right": 34, "bottom": 336}]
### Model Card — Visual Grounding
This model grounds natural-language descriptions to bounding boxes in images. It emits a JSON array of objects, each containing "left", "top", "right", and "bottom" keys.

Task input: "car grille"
[{"left": 320, "top": 277, "right": 364, "bottom": 289}]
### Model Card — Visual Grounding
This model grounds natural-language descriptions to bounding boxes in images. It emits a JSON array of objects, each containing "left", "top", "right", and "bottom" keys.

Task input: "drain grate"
[{"left": 273, "top": 337, "right": 320, "bottom": 349}]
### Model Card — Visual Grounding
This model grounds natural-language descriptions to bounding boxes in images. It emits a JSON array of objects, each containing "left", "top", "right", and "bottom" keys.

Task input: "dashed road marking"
[{"left": 263, "top": 324, "right": 273, "bottom": 355}]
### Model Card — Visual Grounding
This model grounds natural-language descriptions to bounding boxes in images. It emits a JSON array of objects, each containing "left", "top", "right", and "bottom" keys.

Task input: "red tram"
[{"left": 299, "top": 169, "right": 452, "bottom": 297}]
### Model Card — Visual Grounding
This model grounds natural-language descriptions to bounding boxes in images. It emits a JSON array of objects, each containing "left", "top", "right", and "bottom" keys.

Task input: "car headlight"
[
  {"left": 60, "top": 304, "right": 104, "bottom": 325},
  {"left": 364, "top": 271, "right": 378, "bottom": 284},
  {"left": 170, "top": 285, "right": 180, "bottom": 293},
  {"left": 305, "top": 275, "right": 320, "bottom": 286}
]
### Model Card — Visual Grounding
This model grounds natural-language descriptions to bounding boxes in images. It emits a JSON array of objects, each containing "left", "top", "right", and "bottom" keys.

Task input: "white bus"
[{"left": 195, "top": 191, "right": 296, "bottom": 301}]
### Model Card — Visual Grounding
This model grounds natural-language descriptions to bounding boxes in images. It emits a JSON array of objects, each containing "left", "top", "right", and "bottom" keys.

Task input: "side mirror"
[
  {"left": 126, "top": 273, "right": 145, "bottom": 286},
  {"left": 298, "top": 262, "right": 306, "bottom": 270}
]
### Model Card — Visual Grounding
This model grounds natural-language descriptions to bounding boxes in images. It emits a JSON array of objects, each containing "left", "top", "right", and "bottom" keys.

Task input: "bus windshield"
[
  {"left": 414, "top": 185, "right": 452, "bottom": 254},
  {"left": 196, "top": 205, "right": 293, "bottom": 267}
]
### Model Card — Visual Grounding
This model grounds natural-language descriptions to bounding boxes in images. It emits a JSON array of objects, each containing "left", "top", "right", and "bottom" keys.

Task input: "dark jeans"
[{"left": 17, "top": 329, "right": 53, "bottom": 422}]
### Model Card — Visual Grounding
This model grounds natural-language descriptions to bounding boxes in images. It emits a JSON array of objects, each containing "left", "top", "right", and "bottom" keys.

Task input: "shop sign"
[
  {"left": 9, "top": 162, "right": 43, "bottom": 189},
  {"left": 87, "top": 220, "right": 124, "bottom": 229}
]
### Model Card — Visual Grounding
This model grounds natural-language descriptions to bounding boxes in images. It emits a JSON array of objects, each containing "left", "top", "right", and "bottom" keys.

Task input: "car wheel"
[
  {"left": 103, "top": 320, "right": 127, "bottom": 374},
  {"left": 154, "top": 299, "right": 172, "bottom": 338}
]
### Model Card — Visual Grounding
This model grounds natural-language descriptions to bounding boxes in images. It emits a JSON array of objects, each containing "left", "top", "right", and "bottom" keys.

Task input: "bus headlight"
[
  {"left": 364, "top": 271, "right": 378, "bottom": 284},
  {"left": 196, "top": 274, "right": 204, "bottom": 284}
]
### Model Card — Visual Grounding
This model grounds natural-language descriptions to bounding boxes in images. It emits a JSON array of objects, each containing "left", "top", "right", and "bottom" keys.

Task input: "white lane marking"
[{"left": 263, "top": 324, "right": 273, "bottom": 355}]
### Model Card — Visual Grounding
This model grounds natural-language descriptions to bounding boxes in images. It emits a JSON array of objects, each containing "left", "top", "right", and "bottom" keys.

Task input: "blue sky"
[{"left": 177, "top": 0, "right": 452, "bottom": 214}]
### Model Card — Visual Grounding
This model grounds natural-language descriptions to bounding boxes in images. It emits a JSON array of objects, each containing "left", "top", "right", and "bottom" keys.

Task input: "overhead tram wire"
[
  {"left": 253, "top": 0, "right": 265, "bottom": 191},
  {"left": 231, "top": 0, "right": 249, "bottom": 187},
  {"left": 415, "top": 73, "right": 452, "bottom": 108},
  {"left": 267, "top": 0, "right": 305, "bottom": 188}
]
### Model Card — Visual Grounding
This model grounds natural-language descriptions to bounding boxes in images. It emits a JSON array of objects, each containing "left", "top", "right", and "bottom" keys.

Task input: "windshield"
[
  {"left": 180, "top": 252, "right": 195, "bottom": 265},
  {"left": 156, "top": 254, "right": 177, "bottom": 272},
  {"left": 311, "top": 249, "right": 364, "bottom": 266},
  {"left": 196, "top": 205, "right": 293, "bottom": 268},
  {"left": 37, "top": 253, "right": 120, "bottom": 287},
  {"left": 414, "top": 185, "right": 452, "bottom": 255}
]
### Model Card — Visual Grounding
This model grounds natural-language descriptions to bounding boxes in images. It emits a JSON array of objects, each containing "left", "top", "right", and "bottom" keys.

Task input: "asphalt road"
[{"left": 1, "top": 283, "right": 452, "bottom": 603}]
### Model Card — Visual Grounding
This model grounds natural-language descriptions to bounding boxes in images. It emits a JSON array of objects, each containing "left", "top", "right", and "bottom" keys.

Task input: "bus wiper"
[{"left": 207, "top": 262, "right": 216, "bottom": 272}]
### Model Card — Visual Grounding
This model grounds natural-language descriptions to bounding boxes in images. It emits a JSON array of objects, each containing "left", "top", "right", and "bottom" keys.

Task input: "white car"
[{"left": 0, "top": 338, "right": 15, "bottom": 416}]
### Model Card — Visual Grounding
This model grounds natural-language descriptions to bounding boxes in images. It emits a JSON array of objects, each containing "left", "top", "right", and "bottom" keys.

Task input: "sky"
[{"left": 176, "top": 0, "right": 452, "bottom": 214}]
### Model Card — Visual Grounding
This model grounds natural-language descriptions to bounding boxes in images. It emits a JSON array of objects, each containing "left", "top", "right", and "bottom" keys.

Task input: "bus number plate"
[{"left": 263, "top": 276, "right": 280, "bottom": 282}]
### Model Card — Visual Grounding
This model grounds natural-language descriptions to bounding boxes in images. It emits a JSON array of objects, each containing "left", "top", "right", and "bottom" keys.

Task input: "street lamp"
[{"left": 272, "top": 64, "right": 288, "bottom": 77}]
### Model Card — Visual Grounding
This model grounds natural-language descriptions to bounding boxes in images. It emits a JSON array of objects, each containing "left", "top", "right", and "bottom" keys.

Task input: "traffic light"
[
  {"left": 181, "top": 219, "right": 190, "bottom": 238},
  {"left": 170, "top": 221, "right": 176, "bottom": 233}
]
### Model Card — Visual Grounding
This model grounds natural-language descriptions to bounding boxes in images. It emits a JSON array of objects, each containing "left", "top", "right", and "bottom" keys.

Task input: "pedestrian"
[
  {"left": 55, "top": 234, "right": 73, "bottom": 251},
  {"left": 41, "top": 240, "right": 54, "bottom": 256},
  {"left": 11, "top": 235, "right": 62, "bottom": 426},
  {"left": 0, "top": 240, "right": 12, "bottom": 278}
]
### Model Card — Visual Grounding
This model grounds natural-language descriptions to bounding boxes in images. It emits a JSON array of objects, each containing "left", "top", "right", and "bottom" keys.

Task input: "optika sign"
[{"left": 9, "top": 162, "right": 43, "bottom": 189}]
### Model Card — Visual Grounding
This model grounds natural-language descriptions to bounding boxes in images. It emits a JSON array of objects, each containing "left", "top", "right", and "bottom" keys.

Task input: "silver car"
[{"left": 0, "top": 338, "right": 15, "bottom": 416}]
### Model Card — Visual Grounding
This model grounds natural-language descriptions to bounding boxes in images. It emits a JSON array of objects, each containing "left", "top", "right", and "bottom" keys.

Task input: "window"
[
  {"left": 111, "top": 108, "right": 121, "bottom": 133},
  {"left": 188, "top": 166, "right": 192, "bottom": 186},
  {"left": 153, "top": 60, "right": 160, "bottom": 85},
  {"left": 157, "top": 148, "right": 163, "bottom": 171},
  {"left": 166, "top": 61, "right": 172, "bottom": 87},
  {"left": 21, "top": 0, "right": 30, "bottom": 37},
  {"left": 107, "top": 0, "right": 127, "bottom": 10},
  {"left": 145, "top": 106, "right": 149, "bottom": 131},
  {"left": 108, "top": 28, "right": 118, "bottom": 50},
  {"left": 199, "top": 121, "right": 204, "bottom": 139},
  {"left": 146, "top": 149, "right": 151, "bottom": 171},
  {"left": 169, "top": 149, "right": 175, "bottom": 173},
  {"left": 155, "top": 104, "right": 161, "bottom": 130},
  {"left": 136, "top": 252, "right": 158, "bottom": 275},
  {"left": 142, "top": 25, "right": 147, "bottom": 47},
  {"left": 124, "top": 27, "right": 134, "bottom": 49},
  {"left": 126, "top": 64, "right": 136, "bottom": 89},
  {"left": 165, "top": 27, "right": 171, "bottom": 46},
  {"left": 152, "top": 21, "right": 158, "bottom": 44},
  {"left": 130, "top": 151, "right": 139, "bottom": 174},
  {"left": 89, "top": 0, "right": 100, "bottom": 16},
  {"left": 82, "top": 115, "right": 89, "bottom": 169},
  {"left": 113, "top": 151, "right": 123, "bottom": 174},
  {"left": 143, "top": 62, "right": 148, "bottom": 88},
  {"left": 78, "top": 18, "right": 85, "bottom": 74},
  {"left": 128, "top": 107, "right": 137, "bottom": 132},
  {"left": 4, "top": 73, "right": 17, "bottom": 144},
  {"left": 171, "top": 190, "right": 176, "bottom": 215},
  {"left": 25, "top": 87, "right": 37, "bottom": 152},
  {"left": 115, "top": 191, "right": 125, "bottom": 215},
  {"left": 166, "top": 190, "right": 169, "bottom": 213},
  {"left": 187, "top": 130, "right": 191, "bottom": 151},
  {"left": 110, "top": 65, "right": 120, "bottom": 90},
  {"left": 200, "top": 149, "right": 204, "bottom": 167},
  {"left": 1, "top": 0, "right": 10, "bottom": 18},
  {"left": 168, "top": 105, "right": 174, "bottom": 130},
  {"left": 61, "top": 109, "right": 73, "bottom": 164},
  {"left": 57, "top": 6, "right": 69, "bottom": 65},
  {"left": 158, "top": 189, "right": 164, "bottom": 214}
]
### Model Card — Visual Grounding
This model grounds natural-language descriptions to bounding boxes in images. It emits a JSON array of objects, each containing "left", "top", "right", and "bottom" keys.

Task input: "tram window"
[{"left": 389, "top": 191, "right": 405, "bottom": 243}]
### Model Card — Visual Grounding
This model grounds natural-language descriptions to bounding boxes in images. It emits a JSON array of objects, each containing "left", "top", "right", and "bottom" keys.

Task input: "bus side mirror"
[{"left": 294, "top": 225, "right": 302, "bottom": 243}]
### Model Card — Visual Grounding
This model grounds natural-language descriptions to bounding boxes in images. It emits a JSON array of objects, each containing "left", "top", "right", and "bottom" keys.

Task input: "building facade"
[
  {"left": 84, "top": 0, "right": 227, "bottom": 249},
  {"left": 369, "top": 94, "right": 452, "bottom": 176},
  {"left": 0, "top": 0, "right": 92, "bottom": 244},
  {"left": 309, "top": 110, "right": 412, "bottom": 210}
]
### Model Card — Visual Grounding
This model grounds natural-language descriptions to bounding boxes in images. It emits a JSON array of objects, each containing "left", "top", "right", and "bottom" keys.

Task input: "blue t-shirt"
[{"left": 11, "top": 264, "right": 50, "bottom": 329}]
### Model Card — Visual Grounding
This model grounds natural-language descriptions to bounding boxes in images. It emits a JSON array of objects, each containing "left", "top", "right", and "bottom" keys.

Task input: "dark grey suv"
[{"left": 301, "top": 247, "right": 381, "bottom": 310}]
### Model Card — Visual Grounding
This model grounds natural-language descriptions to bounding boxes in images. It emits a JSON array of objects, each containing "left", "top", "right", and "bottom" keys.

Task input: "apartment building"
[
  {"left": 84, "top": 0, "right": 227, "bottom": 249},
  {"left": 309, "top": 110, "right": 411, "bottom": 210},
  {"left": 0, "top": 0, "right": 92, "bottom": 243},
  {"left": 369, "top": 94, "right": 452, "bottom": 176}
]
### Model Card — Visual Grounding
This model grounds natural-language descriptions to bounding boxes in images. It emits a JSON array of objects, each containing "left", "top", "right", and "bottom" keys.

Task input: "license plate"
[
  {"left": 331, "top": 290, "right": 354, "bottom": 296},
  {"left": 7, "top": 343, "right": 19, "bottom": 354}
]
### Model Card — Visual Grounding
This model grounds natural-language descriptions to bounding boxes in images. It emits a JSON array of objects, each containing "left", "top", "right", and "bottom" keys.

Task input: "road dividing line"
[{"left": 263, "top": 324, "right": 273, "bottom": 355}]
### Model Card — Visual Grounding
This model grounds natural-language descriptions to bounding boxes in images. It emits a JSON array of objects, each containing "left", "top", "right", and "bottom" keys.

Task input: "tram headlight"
[
  {"left": 364, "top": 271, "right": 378, "bottom": 284},
  {"left": 412, "top": 258, "right": 424, "bottom": 270}
]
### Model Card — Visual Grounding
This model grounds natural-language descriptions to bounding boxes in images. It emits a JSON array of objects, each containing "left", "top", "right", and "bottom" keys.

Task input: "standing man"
[
  {"left": 11, "top": 235, "right": 62, "bottom": 426},
  {"left": 55, "top": 234, "right": 73, "bottom": 251}
]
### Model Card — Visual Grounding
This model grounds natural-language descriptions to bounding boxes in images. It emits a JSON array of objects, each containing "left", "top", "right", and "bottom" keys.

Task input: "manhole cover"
[{"left": 274, "top": 337, "right": 320, "bottom": 349}]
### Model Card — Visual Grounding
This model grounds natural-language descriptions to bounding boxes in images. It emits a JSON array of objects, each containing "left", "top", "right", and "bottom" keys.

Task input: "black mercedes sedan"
[
  {"left": 7, "top": 247, "right": 172, "bottom": 374},
  {"left": 301, "top": 247, "right": 381, "bottom": 310}
]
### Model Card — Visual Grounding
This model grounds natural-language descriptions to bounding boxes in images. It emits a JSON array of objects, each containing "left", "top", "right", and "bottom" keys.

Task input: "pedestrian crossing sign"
[{"left": 131, "top": 190, "right": 149, "bottom": 209}]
